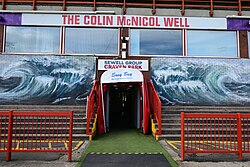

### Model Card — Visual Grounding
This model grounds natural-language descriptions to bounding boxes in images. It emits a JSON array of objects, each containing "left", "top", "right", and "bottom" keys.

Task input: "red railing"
[
  {"left": 0, "top": 110, "right": 73, "bottom": 161},
  {"left": 148, "top": 81, "right": 161, "bottom": 135},
  {"left": 1, "top": 0, "right": 249, "bottom": 16},
  {"left": 86, "top": 80, "right": 98, "bottom": 136},
  {"left": 0, "top": 111, "right": 11, "bottom": 159},
  {"left": 181, "top": 112, "right": 250, "bottom": 160}
]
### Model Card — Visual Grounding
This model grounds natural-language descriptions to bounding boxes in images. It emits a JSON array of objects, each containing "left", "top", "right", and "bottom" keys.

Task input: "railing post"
[
  {"left": 68, "top": 111, "right": 73, "bottom": 161},
  {"left": 86, "top": 98, "right": 91, "bottom": 135},
  {"left": 158, "top": 100, "right": 162, "bottom": 134},
  {"left": 63, "top": 0, "right": 66, "bottom": 11},
  {"left": 237, "top": 113, "right": 242, "bottom": 160},
  {"left": 181, "top": 112, "right": 185, "bottom": 160},
  {"left": 6, "top": 111, "right": 13, "bottom": 161},
  {"left": 181, "top": 0, "right": 185, "bottom": 16},
  {"left": 32, "top": 0, "right": 36, "bottom": 10},
  {"left": 93, "top": 0, "right": 96, "bottom": 11},
  {"left": 2, "top": 0, "right": 6, "bottom": 10},
  {"left": 152, "top": 0, "right": 156, "bottom": 15},
  {"left": 210, "top": 0, "right": 214, "bottom": 17},
  {"left": 123, "top": 0, "right": 126, "bottom": 14},
  {"left": 238, "top": 0, "right": 242, "bottom": 16}
]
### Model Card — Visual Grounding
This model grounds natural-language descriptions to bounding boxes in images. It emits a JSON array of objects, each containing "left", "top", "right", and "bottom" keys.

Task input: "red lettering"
[
  {"left": 164, "top": 18, "right": 173, "bottom": 27},
  {"left": 156, "top": 17, "right": 160, "bottom": 27},
  {"left": 68, "top": 15, "right": 74, "bottom": 24},
  {"left": 97, "top": 16, "right": 102, "bottom": 25},
  {"left": 62, "top": 15, "right": 81, "bottom": 25},
  {"left": 131, "top": 17, "right": 138, "bottom": 26},
  {"left": 174, "top": 18, "right": 179, "bottom": 27},
  {"left": 84, "top": 16, "right": 90, "bottom": 24},
  {"left": 127, "top": 18, "right": 131, "bottom": 26},
  {"left": 149, "top": 17, "right": 154, "bottom": 26},
  {"left": 106, "top": 16, "right": 113, "bottom": 25},
  {"left": 185, "top": 18, "right": 190, "bottom": 27},
  {"left": 62, "top": 15, "right": 67, "bottom": 24},
  {"left": 91, "top": 16, "right": 96, "bottom": 25},
  {"left": 142, "top": 17, "right": 148, "bottom": 26},
  {"left": 117, "top": 16, "right": 126, "bottom": 25},
  {"left": 75, "top": 15, "right": 80, "bottom": 24},
  {"left": 179, "top": 18, "right": 184, "bottom": 27}
]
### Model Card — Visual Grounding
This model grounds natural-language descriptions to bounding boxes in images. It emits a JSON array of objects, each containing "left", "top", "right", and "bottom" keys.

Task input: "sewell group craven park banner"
[{"left": 0, "top": 13, "right": 227, "bottom": 29}]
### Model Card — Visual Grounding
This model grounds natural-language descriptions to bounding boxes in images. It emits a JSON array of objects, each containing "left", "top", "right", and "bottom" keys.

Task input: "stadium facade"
[{"left": 0, "top": 1, "right": 250, "bottom": 133}]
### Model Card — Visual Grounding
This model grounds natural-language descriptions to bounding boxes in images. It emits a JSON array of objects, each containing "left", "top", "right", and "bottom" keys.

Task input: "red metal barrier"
[
  {"left": 0, "top": 110, "right": 73, "bottom": 161},
  {"left": 181, "top": 112, "right": 250, "bottom": 160},
  {"left": 86, "top": 80, "right": 98, "bottom": 135},
  {"left": 148, "top": 81, "right": 161, "bottom": 135},
  {"left": 0, "top": 111, "right": 11, "bottom": 159},
  {"left": 241, "top": 114, "right": 250, "bottom": 155}
]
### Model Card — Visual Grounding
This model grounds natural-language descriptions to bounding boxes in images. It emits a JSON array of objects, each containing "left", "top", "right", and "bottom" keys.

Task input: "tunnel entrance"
[
  {"left": 98, "top": 68, "right": 150, "bottom": 134},
  {"left": 106, "top": 83, "right": 141, "bottom": 132}
]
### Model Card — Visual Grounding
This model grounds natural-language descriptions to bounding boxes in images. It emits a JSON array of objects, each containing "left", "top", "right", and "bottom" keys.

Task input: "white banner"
[
  {"left": 101, "top": 69, "right": 144, "bottom": 84},
  {"left": 22, "top": 14, "right": 227, "bottom": 29},
  {"left": 98, "top": 59, "right": 149, "bottom": 71}
]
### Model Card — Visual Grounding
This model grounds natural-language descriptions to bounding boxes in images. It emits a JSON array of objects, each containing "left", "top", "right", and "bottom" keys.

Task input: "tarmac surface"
[
  {"left": 1, "top": 140, "right": 250, "bottom": 167},
  {"left": 82, "top": 153, "right": 171, "bottom": 167}
]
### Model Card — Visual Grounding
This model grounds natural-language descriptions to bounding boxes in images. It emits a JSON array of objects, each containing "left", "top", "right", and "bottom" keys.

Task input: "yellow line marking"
[
  {"left": 167, "top": 141, "right": 178, "bottom": 150},
  {"left": 48, "top": 142, "right": 52, "bottom": 149},
  {"left": 184, "top": 144, "right": 203, "bottom": 150},
  {"left": 64, "top": 143, "right": 68, "bottom": 149},
  {"left": 167, "top": 140, "right": 246, "bottom": 144},
  {"left": 167, "top": 140, "right": 240, "bottom": 151},
  {"left": 73, "top": 141, "right": 83, "bottom": 151},
  {"left": 15, "top": 141, "right": 20, "bottom": 150},
  {"left": 0, "top": 140, "right": 88, "bottom": 151}
]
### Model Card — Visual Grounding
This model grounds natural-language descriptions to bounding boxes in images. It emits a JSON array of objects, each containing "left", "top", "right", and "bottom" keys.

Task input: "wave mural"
[
  {"left": 151, "top": 58, "right": 250, "bottom": 106},
  {"left": 0, "top": 55, "right": 96, "bottom": 105}
]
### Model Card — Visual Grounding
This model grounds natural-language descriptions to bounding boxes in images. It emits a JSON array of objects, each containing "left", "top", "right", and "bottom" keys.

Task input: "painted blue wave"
[
  {"left": 0, "top": 55, "right": 95, "bottom": 105},
  {"left": 151, "top": 58, "right": 250, "bottom": 105}
]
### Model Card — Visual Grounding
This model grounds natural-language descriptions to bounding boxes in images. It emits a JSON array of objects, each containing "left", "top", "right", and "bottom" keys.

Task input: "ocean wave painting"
[
  {"left": 0, "top": 55, "right": 96, "bottom": 105},
  {"left": 151, "top": 58, "right": 250, "bottom": 106}
]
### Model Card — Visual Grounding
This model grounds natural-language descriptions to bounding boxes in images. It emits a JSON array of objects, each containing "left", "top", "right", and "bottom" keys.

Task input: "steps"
[
  {"left": 0, "top": 105, "right": 92, "bottom": 141},
  {"left": 158, "top": 106, "right": 250, "bottom": 140}
]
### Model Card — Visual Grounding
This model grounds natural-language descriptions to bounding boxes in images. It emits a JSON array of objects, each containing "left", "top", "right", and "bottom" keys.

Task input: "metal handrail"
[
  {"left": 0, "top": 0, "right": 248, "bottom": 16},
  {"left": 148, "top": 81, "right": 162, "bottom": 135},
  {"left": 86, "top": 80, "right": 98, "bottom": 136}
]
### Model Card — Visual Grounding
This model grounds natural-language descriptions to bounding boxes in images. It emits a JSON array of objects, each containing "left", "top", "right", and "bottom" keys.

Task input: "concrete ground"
[
  {"left": 0, "top": 141, "right": 90, "bottom": 167},
  {"left": 159, "top": 140, "right": 250, "bottom": 167},
  {"left": 1, "top": 140, "right": 250, "bottom": 167}
]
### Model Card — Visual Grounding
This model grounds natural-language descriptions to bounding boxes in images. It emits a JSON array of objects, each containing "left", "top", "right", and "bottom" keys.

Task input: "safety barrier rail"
[
  {"left": 86, "top": 80, "right": 98, "bottom": 137},
  {"left": 0, "top": 110, "right": 73, "bottom": 161},
  {"left": 181, "top": 112, "right": 250, "bottom": 160},
  {"left": 148, "top": 81, "right": 161, "bottom": 135},
  {"left": 0, "top": 0, "right": 248, "bottom": 16}
]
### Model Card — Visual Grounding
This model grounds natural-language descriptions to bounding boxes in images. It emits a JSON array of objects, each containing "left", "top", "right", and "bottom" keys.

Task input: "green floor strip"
[{"left": 77, "top": 129, "right": 178, "bottom": 167}]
